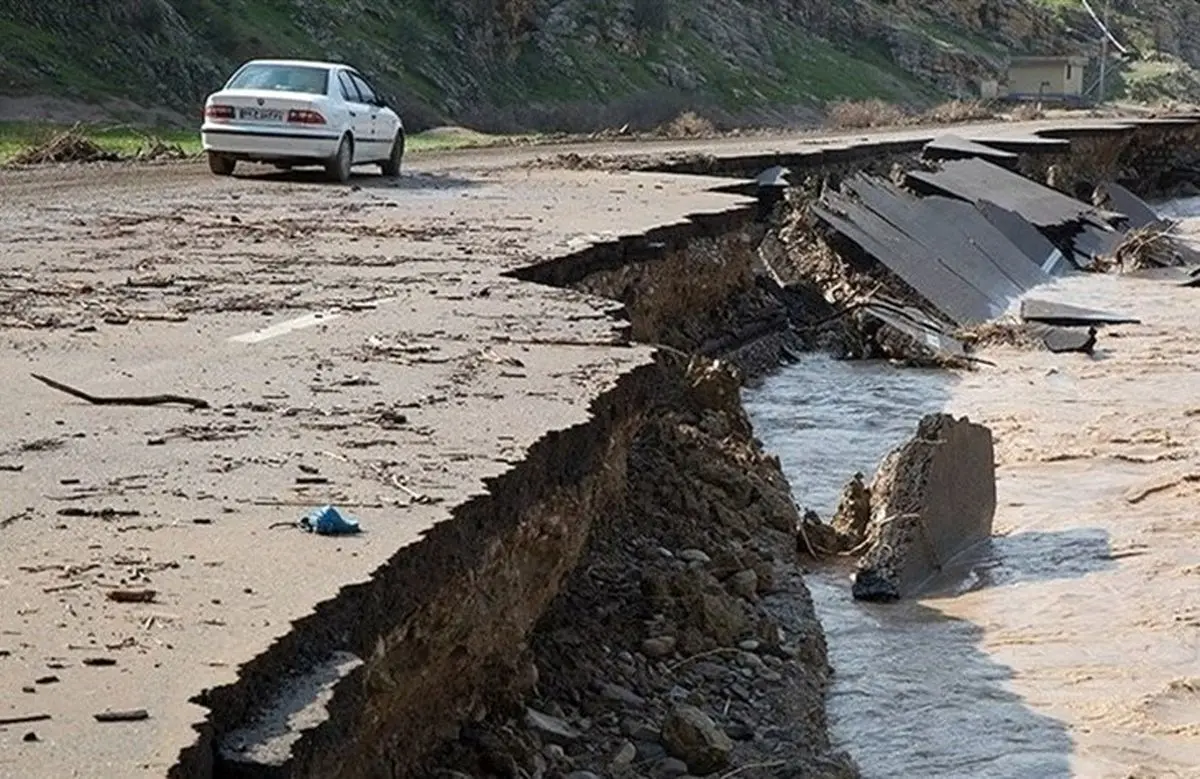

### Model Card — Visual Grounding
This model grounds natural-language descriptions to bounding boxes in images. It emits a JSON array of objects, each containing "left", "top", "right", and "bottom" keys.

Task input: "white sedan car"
[{"left": 200, "top": 58, "right": 405, "bottom": 182}]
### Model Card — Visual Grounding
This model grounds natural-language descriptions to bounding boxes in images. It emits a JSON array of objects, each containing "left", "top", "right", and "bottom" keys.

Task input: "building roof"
[{"left": 1010, "top": 55, "right": 1089, "bottom": 67}]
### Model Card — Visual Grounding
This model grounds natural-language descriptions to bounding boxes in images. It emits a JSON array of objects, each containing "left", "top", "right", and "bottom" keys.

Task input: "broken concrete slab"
[
  {"left": 1020, "top": 298, "right": 1141, "bottom": 326},
  {"left": 814, "top": 175, "right": 1049, "bottom": 327},
  {"left": 905, "top": 157, "right": 1115, "bottom": 231},
  {"left": 1070, "top": 222, "right": 1124, "bottom": 269},
  {"left": 851, "top": 414, "right": 997, "bottom": 602},
  {"left": 976, "top": 201, "right": 1071, "bottom": 275},
  {"left": 1094, "top": 182, "right": 1164, "bottom": 231},
  {"left": 1034, "top": 324, "right": 1098, "bottom": 354},
  {"left": 922, "top": 135, "right": 1020, "bottom": 167},
  {"left": 860, "top": 299, "right": 968, "bottom": 364}
]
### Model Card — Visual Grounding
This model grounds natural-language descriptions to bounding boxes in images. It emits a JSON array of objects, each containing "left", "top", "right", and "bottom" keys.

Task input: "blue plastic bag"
[{"left": 300, "top": 505, "right": 361, "bottom": 535}]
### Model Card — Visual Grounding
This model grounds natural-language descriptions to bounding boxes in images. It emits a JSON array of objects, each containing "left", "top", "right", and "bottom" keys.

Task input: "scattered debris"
[
  {"left": 390, "top": 474, "right": 436, "bottom": 505},
  {"left": 8, "top": 127, "right": 119, "bottom": 166},
  {"left": 30, "top": 373, "right": 211, "bottom": 410},
  {"left": 300, "top": 505, "right": 361, "bottom": 535},
  {"left": 956, "top": 319, "right": 1041, "bottom": 350},
  {"left": 94, "top": 709, "right": 149, "bottom": 723},
  {"left": 43, "top": 582, "right": 83, "bottom": 594},
  {"left": 134, "top": 138, "right": 189, "bottom": 162},
  {"left": 1098, "top": 225, "right": 1192, "bottom": 271},
  {"left": 0, "top": 713, "right": 51, "bottom": 726},
  {"left": 106, "top": 589, "right": 157, "bottom": 603},
  {"left": 56, "top": 507, "right": 140, "bottom": 518}
]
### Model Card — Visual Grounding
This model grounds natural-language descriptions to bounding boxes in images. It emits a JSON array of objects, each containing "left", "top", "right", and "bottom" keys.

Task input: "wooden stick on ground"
[
  {"left": 0, "top": 713, "right": 51, "bottom": 726},
  {"left": 31, "top": 373, "right": 210, "bottom": 410}
]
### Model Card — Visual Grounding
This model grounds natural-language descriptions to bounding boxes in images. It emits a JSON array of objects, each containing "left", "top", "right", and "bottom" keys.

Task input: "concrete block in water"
[{"left": 852, "top": 413, "right": 996, "bottom": 601}]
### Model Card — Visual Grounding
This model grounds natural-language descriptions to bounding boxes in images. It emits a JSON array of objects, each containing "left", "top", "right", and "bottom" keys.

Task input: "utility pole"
[{"left": 1098, "top": 0, "right": 1110, "bottom": 104}]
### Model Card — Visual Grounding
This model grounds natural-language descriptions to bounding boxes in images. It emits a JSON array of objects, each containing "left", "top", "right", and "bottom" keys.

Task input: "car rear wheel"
[
  {"left": 380, "top": 132, "right": 404, "bottom": 178},
  {"left": 207, "top": 152, "right": 236, "bottom": 176},
  {"left": 326, "top": 135, "right": 353, "bottom": 183}
]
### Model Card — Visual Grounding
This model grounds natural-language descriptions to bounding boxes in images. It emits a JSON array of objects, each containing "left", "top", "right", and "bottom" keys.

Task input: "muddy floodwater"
[{"left": 744, "top": 220, "right": 1200, "bottom": 778}]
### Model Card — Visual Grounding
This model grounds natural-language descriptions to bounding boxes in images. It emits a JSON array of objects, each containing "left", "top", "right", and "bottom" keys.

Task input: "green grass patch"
[
  {"left": 0, "top": 122, "right": 203, "bottom": 162},
  {"left": 0, "top": 121, "right": 524, "bottom": 164}
]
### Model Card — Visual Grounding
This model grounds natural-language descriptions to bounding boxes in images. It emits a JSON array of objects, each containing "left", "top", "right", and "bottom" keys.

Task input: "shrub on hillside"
[
  {"left": 1009, "top": 101, "right": 1045, "bottom": 121},
  {"left": 824, "top": 99, "right": 909, "bottom": 129},
  {"left": 658, "top": 110, "right": 715, "bottom": 137}
]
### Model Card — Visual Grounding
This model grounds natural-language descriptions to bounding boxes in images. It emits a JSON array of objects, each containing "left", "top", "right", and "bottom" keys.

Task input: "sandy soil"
[{"left": 941, "top": 259, "right": 1200, "bottom": 778}]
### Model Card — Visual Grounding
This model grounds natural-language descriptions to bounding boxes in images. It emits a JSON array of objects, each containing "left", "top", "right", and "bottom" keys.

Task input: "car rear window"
[{"left": 226, "top": 64, "right": 329, "bottom": 95}]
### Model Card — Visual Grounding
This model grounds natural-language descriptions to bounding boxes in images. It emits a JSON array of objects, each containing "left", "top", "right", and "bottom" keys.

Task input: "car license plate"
[{"left": 238, "top": 107, "right": 283, "bottom": 121}]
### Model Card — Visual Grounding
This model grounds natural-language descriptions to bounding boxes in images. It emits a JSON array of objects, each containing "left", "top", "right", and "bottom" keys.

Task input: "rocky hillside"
[{"left": 0, "top": 0, "right": 1193, "bottom": 131}]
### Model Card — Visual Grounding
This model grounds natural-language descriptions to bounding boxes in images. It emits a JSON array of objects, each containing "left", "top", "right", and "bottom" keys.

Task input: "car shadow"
[{"left": 235, "top": 166, "right": 483, "bottom": 192}]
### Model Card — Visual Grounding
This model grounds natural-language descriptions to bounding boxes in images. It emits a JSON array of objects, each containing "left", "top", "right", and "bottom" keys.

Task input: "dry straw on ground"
[
  {"left": 825, "top": 98, "right": 910, "bottom": 129},
  {"left": 9, "top": 125, "right": 118, "bottom": 165},
  {"left": 1097, "top": 225, "right": 1181, "bottom": 271},
  {"left": 658, "top": 110, "right": 717, "bottom": 137},
  {"left": 825, "top": 98, "right": 997, "bottom": 130}
]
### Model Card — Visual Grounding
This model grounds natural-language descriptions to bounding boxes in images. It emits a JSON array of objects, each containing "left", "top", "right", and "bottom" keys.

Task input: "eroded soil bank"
[{"left": 426, "top": 358, "right": 856, "bottom": 778}]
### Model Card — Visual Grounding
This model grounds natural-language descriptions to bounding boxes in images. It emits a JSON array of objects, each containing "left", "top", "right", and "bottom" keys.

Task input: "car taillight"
[
  {"left": 205, "top": 104, "right": 234, "bottom": 120},
  {"left": 287, "top": 109, "right": 326, "bottom": 124}
]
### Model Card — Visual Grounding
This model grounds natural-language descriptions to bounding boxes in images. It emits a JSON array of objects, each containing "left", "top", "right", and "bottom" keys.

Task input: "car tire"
[
  {"left": 326, "top": 135, "right": 353, "bottom": 183},
  {"left": 380, "top": 131, "right": 404, "bottom": 178},
  {"left": 208, "top": 152, "right": 236, "bottom": 176}
]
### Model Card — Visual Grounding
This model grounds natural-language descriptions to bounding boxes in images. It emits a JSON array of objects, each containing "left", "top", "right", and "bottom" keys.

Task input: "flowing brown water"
[{"left": 744, "top": 221, "right": 1200, "bottom": 778}]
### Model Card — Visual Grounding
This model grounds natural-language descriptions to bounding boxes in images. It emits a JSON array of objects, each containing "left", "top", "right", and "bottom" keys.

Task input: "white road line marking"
[{"left": 229, "top": 310, "right": 343, "bottom": 344}]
